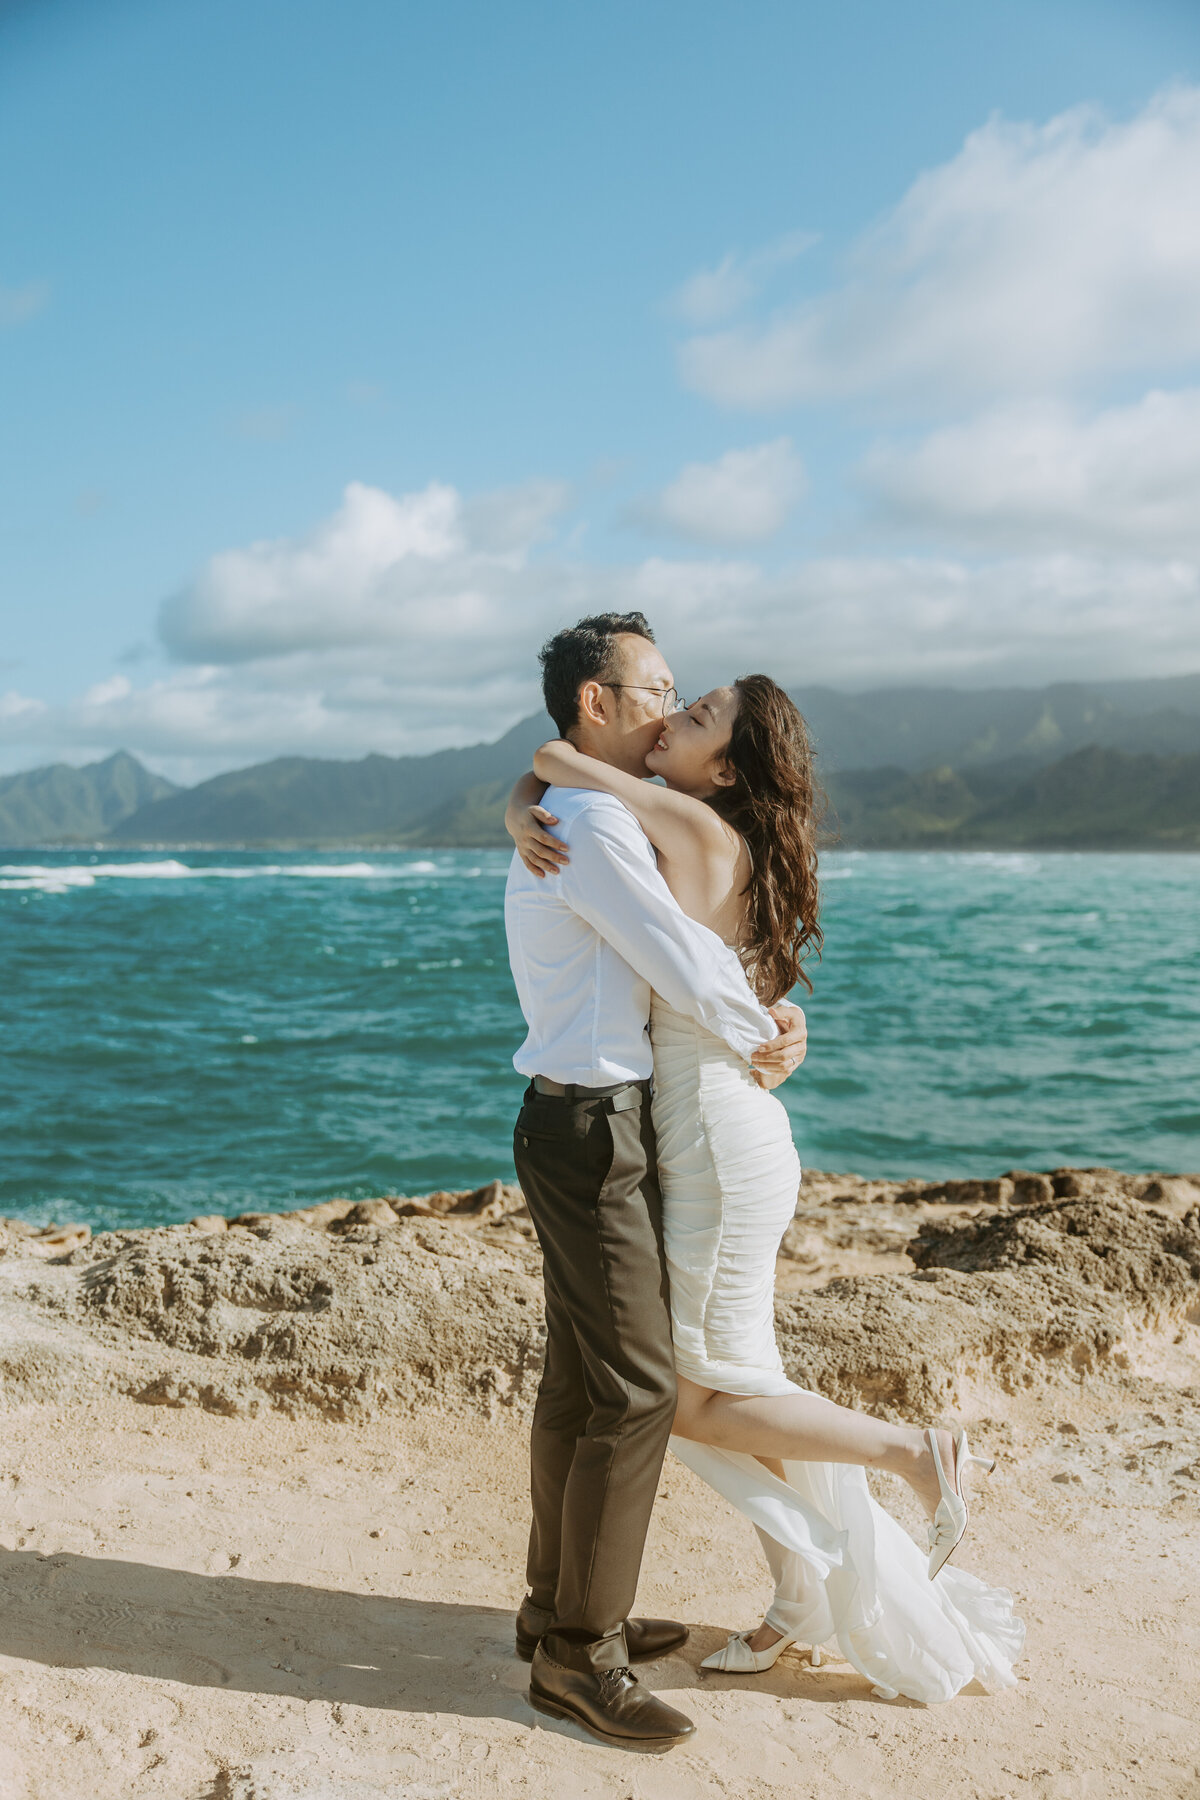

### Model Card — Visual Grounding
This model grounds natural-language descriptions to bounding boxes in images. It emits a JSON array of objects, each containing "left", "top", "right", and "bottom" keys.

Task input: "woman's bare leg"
[
  {"left": 678, "top": 1379, "right": 956, "bottom": 1655},
  {"left": 747, "top": 1455, "right": 788, "bottom": 1652},
  {"left": 674, "top": 1376, "right": 953, "bottom": 1518}
]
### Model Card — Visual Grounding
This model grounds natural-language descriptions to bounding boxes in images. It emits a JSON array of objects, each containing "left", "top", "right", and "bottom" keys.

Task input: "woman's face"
[{"left": 644, "top": 685, "right": 739, "bottom": 796}]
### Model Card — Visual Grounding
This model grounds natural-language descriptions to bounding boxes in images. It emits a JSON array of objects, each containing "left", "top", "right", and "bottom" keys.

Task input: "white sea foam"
[
  {"left": 0, "top": 858, "right": 451, "bottom": 893},
  {"left": 1, "top": 860, "right": 192, "bottom": 883},
  {"left": 0, "top": 875, "right": 91, "bottom": 893},
  {"left": 964, "top": 852, "right": 1044, "bottom": 874},
  {"left": 268, "top": 863, "right": 381, "bottom": 878}
]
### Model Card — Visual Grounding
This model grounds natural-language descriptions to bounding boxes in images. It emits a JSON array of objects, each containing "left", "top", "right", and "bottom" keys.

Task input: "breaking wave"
[{"left": 0, "top": 858, "right": 456, "bottom": 894}]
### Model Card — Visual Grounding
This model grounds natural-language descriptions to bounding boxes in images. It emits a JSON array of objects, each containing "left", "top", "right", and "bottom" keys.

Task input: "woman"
[{"left": 505, "top": 674, "right": 1024, "bottom": 1703}]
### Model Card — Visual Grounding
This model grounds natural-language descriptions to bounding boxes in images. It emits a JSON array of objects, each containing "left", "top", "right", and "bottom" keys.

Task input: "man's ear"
[{"left": 577, "top": 680, "right": 610, "bottom": 727}]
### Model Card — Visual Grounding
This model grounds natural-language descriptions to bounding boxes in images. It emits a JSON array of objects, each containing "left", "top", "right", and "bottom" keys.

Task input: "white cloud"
[
  {"left": 0, "top": 279, "right": 49, "bottom": 327},
  {"left": 0, "top": 656, "right": 554, "bottom": 775},
  {"left": 671, "top": 231, "right": 818, "bottom": 326},
  {"left": 0, "top": 691, "right": 47, "bottom": 724},
  {"left": 635, "top": 440, "right": 807, "bottom": 544},
  {"left": 744, "top": 553, "right": 1200, "bottom": 687},
  {"left": 160, "top": 481, "right": 472, "bottom": 662},
  {"left": 4, "top": 475, "right": 1198, "bottom": 778},
  {"left": 861, "top": 389, "right": 1200, "bottom": 553},
  {"left": 159, "top": 477, "right": 575, "bottom": 676},
  {"left": 82, "top": 675, "right": 133, "bottom": 706},
  {"left": 681, "top": 86, "right": 1200, "bottom": 409}
]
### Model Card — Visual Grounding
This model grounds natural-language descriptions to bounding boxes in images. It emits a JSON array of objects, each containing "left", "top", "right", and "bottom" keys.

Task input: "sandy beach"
[{"left": 2, "top": 1169, "right": 1198, "bottom": 1800}]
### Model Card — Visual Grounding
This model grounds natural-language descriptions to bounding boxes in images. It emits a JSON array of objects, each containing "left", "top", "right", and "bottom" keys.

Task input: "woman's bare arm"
[
  {"left": 531, "top": 738, "right": 735, "bottom": 867},
  {"left": 505, "top": 770, "right": 547, "bottom": 830},
  {"left": 505, "top": 771, "right": 569, "bottom": 878}
]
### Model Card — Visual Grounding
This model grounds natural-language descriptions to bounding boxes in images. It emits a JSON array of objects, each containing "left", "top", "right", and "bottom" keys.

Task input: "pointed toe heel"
[
  {"left": 926, "top": 1427, "right": 995, "bottom": 1581},
  {"left": 700, "top": 1628, "right": 807, "bottom": 1673}
]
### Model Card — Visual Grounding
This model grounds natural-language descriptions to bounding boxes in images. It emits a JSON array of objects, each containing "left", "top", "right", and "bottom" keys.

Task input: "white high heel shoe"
[
  {"left": 926, "top": 1427, "right": 996, "bottom": 1580},
  {"left": 700, "top": 1629, "right": 822, "bottom": 1673}
]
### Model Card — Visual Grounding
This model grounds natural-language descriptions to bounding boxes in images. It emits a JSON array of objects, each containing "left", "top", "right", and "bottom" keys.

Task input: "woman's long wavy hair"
[{"left": 708, "top": 674, "right": 823, "bottom": 1004}]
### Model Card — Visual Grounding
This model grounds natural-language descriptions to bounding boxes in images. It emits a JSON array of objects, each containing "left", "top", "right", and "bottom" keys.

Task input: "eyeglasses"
[{"left": 600, "top": 683, "right": 685, "bottom": 717}]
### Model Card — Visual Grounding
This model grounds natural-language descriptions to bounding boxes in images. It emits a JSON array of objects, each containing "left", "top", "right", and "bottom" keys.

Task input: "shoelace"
[{"left": 597, "top": 1667, "right": 633, "bottom": 1692}]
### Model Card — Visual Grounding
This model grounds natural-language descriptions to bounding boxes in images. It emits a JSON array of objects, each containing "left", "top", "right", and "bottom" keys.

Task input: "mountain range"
[
  {"left": 791, "top": 672, "right": 1200, "bottom": 773},
  {"left": 2, "top": 675, "right": 1199, "bottom": 850},
  {"left": 0, "top": 750, "right": 177, "bottom": 846}
]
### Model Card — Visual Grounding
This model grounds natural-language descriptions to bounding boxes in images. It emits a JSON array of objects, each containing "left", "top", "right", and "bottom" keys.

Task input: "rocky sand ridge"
[{"left": 2, "top": 1166, "right": 1197, "bottom": 1430}]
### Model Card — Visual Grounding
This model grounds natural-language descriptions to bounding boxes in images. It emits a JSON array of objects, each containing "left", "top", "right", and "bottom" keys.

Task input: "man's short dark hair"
[{"left": 538, "top": 612, "right": 656, "bottom": 737}]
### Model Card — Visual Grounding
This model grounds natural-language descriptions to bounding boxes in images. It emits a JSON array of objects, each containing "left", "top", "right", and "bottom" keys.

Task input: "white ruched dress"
[{"left": 650, "top": 994, "right": 1026, "bottom": 1704}]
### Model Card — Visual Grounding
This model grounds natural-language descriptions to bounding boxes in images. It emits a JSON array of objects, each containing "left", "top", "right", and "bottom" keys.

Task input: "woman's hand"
[
  {"left": 512, "top": 805, "right": 569, "bottom": 879},
  {"left": 750, "top": 1001, "right": 807, "bottom": 1083},
  {"left": 751, "top": 1063, "right": 789, "bottom": 1091}
]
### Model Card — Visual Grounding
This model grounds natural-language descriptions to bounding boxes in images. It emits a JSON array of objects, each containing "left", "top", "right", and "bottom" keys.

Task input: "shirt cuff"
[{"left": 724, "top": 1024, "right": 773, "bottom": 1063}]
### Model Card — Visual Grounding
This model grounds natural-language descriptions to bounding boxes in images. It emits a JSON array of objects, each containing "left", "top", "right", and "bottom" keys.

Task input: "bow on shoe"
[{"left": 700, "top": 1629, "right": 821, "bottom": 1673}]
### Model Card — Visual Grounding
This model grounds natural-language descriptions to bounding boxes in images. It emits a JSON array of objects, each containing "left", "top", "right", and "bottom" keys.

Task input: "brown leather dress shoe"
[
  {"left": 514, "top": 1596, "right": 555, "bottom": 1661},
  {"left": 529, "top": 1642, "right": 696, "bottom": 1749},
  {"left": 623, "top": 1616, "right": 690, "bottom": 1661},
  {"left": 515, "top": 1596, "right": 688, "bottom": 1663}
]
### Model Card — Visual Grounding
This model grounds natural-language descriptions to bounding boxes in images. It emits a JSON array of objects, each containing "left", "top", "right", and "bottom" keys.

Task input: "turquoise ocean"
[{"left": 1, "top": 849, "right": 1197, "bottom": 1232}]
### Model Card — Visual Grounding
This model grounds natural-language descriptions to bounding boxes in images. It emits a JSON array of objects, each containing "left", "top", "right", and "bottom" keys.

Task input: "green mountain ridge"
[
  {"left": 0, "top": 751, "right": 178, "bottom": 846},
  {"left": 2, "top": 675, "right": 1199, "bottom": 849},
  {"left": 397, "top": 747, "right": 1200, "bottom": 852},
  {"left": 105, "top": 712, "right": 555, "bottom": 847},
  {"left": 825, "top": 747, "right": 1200, "bottom": 850},
  {"left": 793, "top": 674, "right": 1200, "bottom": 774}
]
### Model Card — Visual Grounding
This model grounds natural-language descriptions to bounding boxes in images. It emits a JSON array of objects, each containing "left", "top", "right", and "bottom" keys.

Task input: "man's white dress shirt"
[{"left": 505, "top": 785, "right": 778, "bottom": 1086}]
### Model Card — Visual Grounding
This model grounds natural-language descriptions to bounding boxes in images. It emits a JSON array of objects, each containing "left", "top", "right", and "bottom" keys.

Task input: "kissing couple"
[{"left": 502, "top": 612, "right": 1024, "bottom": 1750}]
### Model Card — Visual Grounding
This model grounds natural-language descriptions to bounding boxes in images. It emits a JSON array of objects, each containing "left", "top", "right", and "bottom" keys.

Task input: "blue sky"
[{"left": 3, "top": 0, "right": 1200, "bottom": 778}]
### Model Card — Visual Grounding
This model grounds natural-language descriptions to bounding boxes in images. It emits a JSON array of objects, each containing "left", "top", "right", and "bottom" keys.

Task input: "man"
[{"left": 504, "top": 612, "right": 808, "bottom": 1749}]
